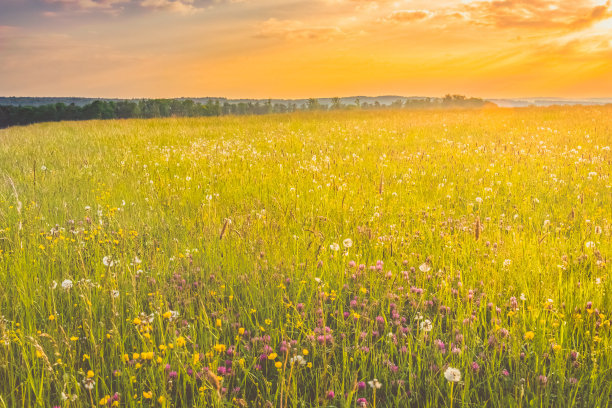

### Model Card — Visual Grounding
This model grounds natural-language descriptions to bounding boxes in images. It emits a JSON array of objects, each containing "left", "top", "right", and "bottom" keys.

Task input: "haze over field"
[{"left": 1, "top": 0, "right": 612, "bottom": 99}]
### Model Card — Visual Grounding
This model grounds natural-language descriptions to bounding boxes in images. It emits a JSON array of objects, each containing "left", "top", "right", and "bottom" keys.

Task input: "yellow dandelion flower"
[
  {"left": 87, "top": 370, "right": 95, "bottom": 378},
  {"left": 524, "top": 331, "right": 535, "bottom": 341}
]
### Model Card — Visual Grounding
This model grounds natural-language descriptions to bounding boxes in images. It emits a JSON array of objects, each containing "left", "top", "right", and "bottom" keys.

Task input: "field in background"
[{"left": 0, "top": 108, "right": 610, "bottom": 407}]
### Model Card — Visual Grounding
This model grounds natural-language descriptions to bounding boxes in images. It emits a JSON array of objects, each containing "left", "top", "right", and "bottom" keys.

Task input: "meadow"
[{"left": 0, "top": 107, "right": 610, "bottom": 407}]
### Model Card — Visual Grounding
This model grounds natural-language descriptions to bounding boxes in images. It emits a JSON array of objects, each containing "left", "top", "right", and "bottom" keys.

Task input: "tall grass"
[{"left": 0, "top": 107, "right": 610, "bottom": 407}]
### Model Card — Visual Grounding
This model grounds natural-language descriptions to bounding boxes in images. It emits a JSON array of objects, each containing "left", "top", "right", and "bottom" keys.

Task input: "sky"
[{"left": 1, "top": 0, "right": 611, "bottom": 99}]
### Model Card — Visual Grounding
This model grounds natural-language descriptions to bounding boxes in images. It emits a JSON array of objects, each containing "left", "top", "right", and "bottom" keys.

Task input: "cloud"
[
  {"left": 463, "top": 0, "right": 612, "bottom": 31},
  {"left": 139, "top": 0, "right": 203, "bottom": 14},
  {"left": 385, "top": 10, "right": 433, "bottom": 23},
  {"left": 256, "top": 18, "right": 345, "bottom": 41},
  {"left": 43, "top": 0, "right": 129, "bottom": 11},
  {"left": 41, "top": 0, "right": 211, "bottom": 14}
]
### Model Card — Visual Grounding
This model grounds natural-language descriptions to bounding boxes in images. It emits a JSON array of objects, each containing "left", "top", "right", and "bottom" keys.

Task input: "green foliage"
[{"left": 0, "top": 108, "right": 610, "bottom": 407}]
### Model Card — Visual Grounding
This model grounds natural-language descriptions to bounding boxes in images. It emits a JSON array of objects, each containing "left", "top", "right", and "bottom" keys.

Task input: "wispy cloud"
[
  {"left": 463, "top": 0, "right": 612, "bottom": 31},
  {"left": 384, "top": 10, "right": 434, "bottom": 23},
  {"left": 139, "top": 0, "right": 204, "bottom": 14},
  {"left": 256, "top": 18, "right": 345, "bottom": 41},
  {"left": 42, "top": 0, "right": 130, "bottom": 12}
]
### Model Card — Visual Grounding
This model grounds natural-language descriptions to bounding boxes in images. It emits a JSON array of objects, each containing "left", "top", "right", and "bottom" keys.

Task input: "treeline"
[{"left": 0, "top": 95, "right": 491, "bottom": 128}]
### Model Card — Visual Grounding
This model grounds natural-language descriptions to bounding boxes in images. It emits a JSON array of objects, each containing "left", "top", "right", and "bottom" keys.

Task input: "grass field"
[{"left": 0, "top": 107, "right": 610, "bottom": 407}]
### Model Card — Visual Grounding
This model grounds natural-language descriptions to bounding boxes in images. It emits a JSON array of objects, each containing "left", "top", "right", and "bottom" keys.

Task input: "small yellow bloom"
[
  {"left": 268, "top": 353, "right": 277, "bottom": 360},
  {"left": 49, "top": 315, "right": 55, "bottom": 321},
  {"left": 162, "top": 311, "right": 172, "bottom": 319},
  {"left": 238, "top": 327, "right": 245, "bottom": 336},
  {"left": 70, "top": 336, "right": 79, "bottom": 341},
  {"left": 302, "top": 349, "right": 309, "bottom": 356},
  {"left": 524, "top": 331, "right": 535, "bottom": 341},
  {"left": 265, "top": 319, "right": 272, "bottom": 325},
  {"left": 133, "top": 353, "right": 140, "bottom": 360},
  {"left": 176, "top": 337, "right": 186, "bottom": 347},
  {"left": 216, "top": 319, "right": 222, "bottom": 328},
  {"left": 87, "top": 370, "right": 95, "bottom": 378},
  {"left": 143, "top": 391, "right": 153, "bottom": 399},
  {"left": 275, "top": 361, "right": 282, "bottom": 369},
  {"left": 552, "top": 344, "right": 562, "bottom": 352},
  {"left": 99, "top": 395, "right": 110, "bottom": 405},
  {"left": 35, "top": 350, "right": 43, "bottom": 358},
  {"left": 133, "top": 318, "right": 141, "bottom": 325},
  {"left": 157, "top": 396, "right": 166, "bottom": 404}
]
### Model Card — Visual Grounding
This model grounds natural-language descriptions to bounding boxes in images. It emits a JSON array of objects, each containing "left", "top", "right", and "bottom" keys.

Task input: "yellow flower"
[
  {"left": 302, "top": 349, "right": 309, "bottom": 356},
  {"left": 70, "top": 336, "right": 79, "bottom": 341},
  {"left": 268, "top": 353, "right": 278, "bottom": 360},
  {"left": 143, "top": 391, "right": 153, "bottom": 399},
  {"left": 87, "top": 370, "right": 95, "bottom": 378},
  {"left": 176, "top": 337, "right": 186, "bottom": 347},
  {"left": 216, "top": 319, "right": 222, "bottom": 328},
  {"left": 133, "top": 318, "right": 141, "bottom": 325},
  {"left": 83, "top": 354, "right": 90, "bottom": 361},
  {"left": 133, "top": 353, "right": 140, "bottom": 360},
  {"left": 159, "top": 345, "right": 167, "bottom": 351},
  {"left": 49, "top": 315, "right": 55, "bottom": 321},
  {"left": 162, "top": 311, "right": 172, "bottom": 319},
  {"left": 35, "top": 350, "right": 43, "bottom": 358},
  {"left": 275, "top": 361, "right": 282, "bottom": 369},
  {"left": 524, "top": 331, "right": 535, "bottom": 341},
  {"left": 157, "top": 396, "right": 166, "bottom": 404},
  {"left": 122, "top": 354, "right": 129, "bottom": 362},
  {"left": 265, "top": 319, "right": 272, "bottom": 325},
  {"left": 238, "top": 327, "right": 245, "bottom": 336},
  {"left": 99, "top": 395, "right": 110, "bottom": 405}
]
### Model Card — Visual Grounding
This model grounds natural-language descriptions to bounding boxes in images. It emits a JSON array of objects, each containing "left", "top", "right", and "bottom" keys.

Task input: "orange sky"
[{"left": 1, "top": 0, "right": 611, "bottom": 98}]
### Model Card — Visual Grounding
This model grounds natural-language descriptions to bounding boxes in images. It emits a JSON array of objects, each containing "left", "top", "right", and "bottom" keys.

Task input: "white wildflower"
[{"left": 444, "top": 367, "right": 461, "bottom": 382}]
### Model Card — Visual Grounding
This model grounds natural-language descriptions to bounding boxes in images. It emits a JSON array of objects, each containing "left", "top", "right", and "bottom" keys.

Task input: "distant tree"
[
  {"left": 307, "top": 98, "right": 321, "bottom": 111},
  {"left": 330, "top": 97, "right": 342, "bottom": 110}
]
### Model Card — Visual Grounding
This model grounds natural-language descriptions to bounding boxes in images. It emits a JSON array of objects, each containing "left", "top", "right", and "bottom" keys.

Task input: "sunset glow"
[{"left": 1, "top": 0, "right": 611, "bottom": 98}]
